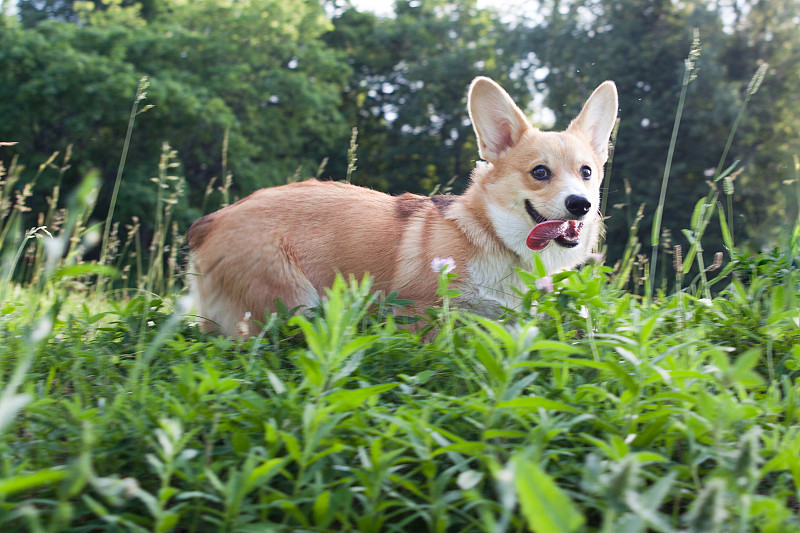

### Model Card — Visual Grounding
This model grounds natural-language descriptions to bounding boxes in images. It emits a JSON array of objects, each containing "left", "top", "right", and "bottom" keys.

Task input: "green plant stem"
[
  {"left": 713, "top": 63, "right": 769, "bottom": 245},
  {"left": 100, "top": 77, "right": 149, "bottom": 270},
  {"left": 650, "top": 58, "right": 694, "bottom": 297},
  {"left": 599, "top": 118, "right": 620, "bottom": 250}
]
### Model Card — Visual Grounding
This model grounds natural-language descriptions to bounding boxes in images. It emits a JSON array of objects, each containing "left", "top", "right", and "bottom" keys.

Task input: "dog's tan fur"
[{"left": 188, "top": 77, "right": 618, "bottom": 337}]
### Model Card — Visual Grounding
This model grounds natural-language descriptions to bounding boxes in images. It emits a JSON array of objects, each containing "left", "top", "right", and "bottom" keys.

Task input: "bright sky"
[
  {"left": 350, "top": 0, "right": 545, "bottom": 22},
  {"left": 350, "top": 0, "right": 396, "bottom": 17}
]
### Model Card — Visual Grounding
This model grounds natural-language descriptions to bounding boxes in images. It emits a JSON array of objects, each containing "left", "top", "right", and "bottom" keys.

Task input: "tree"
[
  {"left": 719, "top": 0, "right": 800, "bottom": 248},
  {"left": 0, "top": 0, "right": 351, "bottom": 229},
  {"left": 522, "top": 0, "right": 796, "bottom": 269},
  {"left": 17, "top": 0, "right": 80, "bottom": 27},
  {"left": 327, "top": 0, "right": 536, "bottom": 194}
]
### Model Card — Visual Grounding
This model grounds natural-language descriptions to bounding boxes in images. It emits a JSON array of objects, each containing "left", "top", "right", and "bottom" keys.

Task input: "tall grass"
[
  {"left": 1, "top": 68, "right": 799, "bottom": 532},
  {"left": 648, "top": 29, "right": 701, "bottom": 297},
  {"left": 99, "top": 76, "right": 152, "bottom": 271}
]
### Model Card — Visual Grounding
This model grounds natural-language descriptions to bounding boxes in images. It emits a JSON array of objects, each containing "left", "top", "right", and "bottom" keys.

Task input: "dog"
[{"left": 187, "top": 76, "right": 618, "bottom": 337}]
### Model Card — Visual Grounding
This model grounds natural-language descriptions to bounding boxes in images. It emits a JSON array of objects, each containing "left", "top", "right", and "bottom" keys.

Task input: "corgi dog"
[{"left": 187, "top": 77, "right": 618, "bottom": 337}]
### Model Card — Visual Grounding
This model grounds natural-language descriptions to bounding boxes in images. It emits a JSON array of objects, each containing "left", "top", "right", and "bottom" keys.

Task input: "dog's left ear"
[{"left": 567, "top": 81, "right": 618, "bottom": 163}]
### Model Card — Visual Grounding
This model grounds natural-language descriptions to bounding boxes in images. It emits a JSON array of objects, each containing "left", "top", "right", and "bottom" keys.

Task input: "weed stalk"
[
  {"left": 649, "top": 29, "right": 700, "bottom": 297},
  {"left": 100, "top": 76, "right": 151, "bottom": 271}
]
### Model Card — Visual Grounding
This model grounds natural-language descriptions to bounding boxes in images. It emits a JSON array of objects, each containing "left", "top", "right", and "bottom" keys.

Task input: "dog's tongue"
[{"left": 526, "top": 220, "right": 581, "bottom": 250}]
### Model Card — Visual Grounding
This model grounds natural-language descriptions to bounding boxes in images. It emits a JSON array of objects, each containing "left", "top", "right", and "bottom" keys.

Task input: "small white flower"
[
  {"left": 430, "top": 257, "right": 456, "bottom": 274},
  {"left": 237, "top": 311, "right": 252, "bottom": 336},
  {"left": 496, "top": 466, "right": 514, "bottom": 484},
  {"left": 82, "top": 227, "right": 101, "bottom": 248},
  {"left": 535, "top": 276, "right": 554, "bottom": 293},
  {"left": 579, "top": 305, "right": 589, "bottom": 319},
  {"left": 698, "top": 298, "right": 713, "bottom": 307},
  {"left": 121, "top": 477, "right": 140, "bottom": 498}
]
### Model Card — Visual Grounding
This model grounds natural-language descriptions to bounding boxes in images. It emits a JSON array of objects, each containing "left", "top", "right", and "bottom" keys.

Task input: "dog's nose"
[{"left": 565, "top": 195, "right": 591, "bottom": 217}]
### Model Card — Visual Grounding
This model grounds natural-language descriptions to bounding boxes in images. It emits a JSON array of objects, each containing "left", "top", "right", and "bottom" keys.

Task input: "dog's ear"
[
  {"left": 567, "top": 81, "right": 618, "bottom": 163},
  {"left": 468, "top": 77, "right": 532, "bottom": 162}
]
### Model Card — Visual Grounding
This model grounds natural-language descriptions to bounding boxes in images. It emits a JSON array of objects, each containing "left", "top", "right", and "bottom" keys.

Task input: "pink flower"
[
  {"left": 430, "top": 257, "right": 456, "bottom": 274},
  {"left": 535, "top": 276, "right": 554, "bottom": 293}
]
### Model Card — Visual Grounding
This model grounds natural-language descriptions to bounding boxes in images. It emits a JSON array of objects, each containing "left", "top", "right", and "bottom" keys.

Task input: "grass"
[{"left": 1, "top": 65, "right": 800, "bottom": 532}]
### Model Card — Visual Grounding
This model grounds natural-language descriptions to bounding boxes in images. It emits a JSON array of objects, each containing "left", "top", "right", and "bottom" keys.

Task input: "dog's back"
[{"left": 187, "top": 180, "right": 470, "bottom": 335}]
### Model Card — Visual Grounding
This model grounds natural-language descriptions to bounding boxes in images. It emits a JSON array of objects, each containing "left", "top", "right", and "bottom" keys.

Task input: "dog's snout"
[{"left": 565, "top": 195, "right": 591, "bottom": 217}]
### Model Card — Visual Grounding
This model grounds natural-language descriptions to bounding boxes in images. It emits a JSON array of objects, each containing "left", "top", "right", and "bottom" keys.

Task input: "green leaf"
[
  {"left": 690, "top": 197, "right": 706, "bottom": 229},
  {"left": 717, "top": 203, "right": 734, "bottom": 252},
  {"left": 633, "top": 451, "right": 668, "bottom": 463},
  {"left": 341, "top": 335, "right": 380, "bottom": 358},
  {"left": 730, "top": 348, "right": 765, "bottom": 387},
  {"left": 53, "top": 263, "right": 119, "bottom": 281},
  {"left": 528, "top": 340, "right": 581, "bottom": 355},
  {"left": 159, "top": 486, "right": 179, "bottom": 503},
  {"left": 513, "top": 453, "right": 584, "bottom": 533},
  {"left": 483, "top": 429, "right": 528, "bottom": 440},
  {"left": 474, "top": 343, "right": 505, "bottom": 384},
  {"left": 497, "top": 397, "right": 580, "bottom": 413},
  {"left": 639, "top": 314, "right": 662, "bottom": 345},
  {"left": 156, "top": 511, "right": 179, "bottom": 533},
  {"left": 313, "top": 490, "right": 332, "bottom": 527},
  {"left": 516, "top": 269, "right": 539, "bottom": 288},
  {"left": 326, "top": 383, "right": 398, "bottom": 412},
  {"left": 431, "top": 442, "right": 487, "bottom": 458},
  {"left": 713, "top": 159, "right": 740, "bottom": 182},
  {"left": 0, "top": 468, "right": 67, "bottom": 496}
]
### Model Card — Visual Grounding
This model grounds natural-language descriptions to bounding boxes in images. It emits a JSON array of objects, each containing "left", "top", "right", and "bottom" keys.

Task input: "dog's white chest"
[{"left": 455, "top": 253, "right": 530, "bottom": 316}]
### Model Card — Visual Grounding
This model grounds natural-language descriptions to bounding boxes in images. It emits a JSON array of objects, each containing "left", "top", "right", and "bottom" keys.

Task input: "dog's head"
[{"left": 467, "top": 77, "right": 618, "bottom": 269}]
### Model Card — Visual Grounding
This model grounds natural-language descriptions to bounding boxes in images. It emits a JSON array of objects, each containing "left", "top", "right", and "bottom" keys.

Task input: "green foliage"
[
  {"left": 0, "top": 0, "right": 349, "bottom": 230},
  {"left": 326, "top": 0, "right": 534, "bottom": 194},
  {"left": 527, "top": 0, "right": 800, "bottom": 269},
  {"left": 1, "top": 2, "right": 800, "bottom": 529},
  {"left": 2, "top": 0, "right": 799, "bottom": 269},
  {"left": 1, "top": 244, "right": 799, "bottom": 531},
  {"left": 1, "top": 138, "right": 799, "bottom": 529}
]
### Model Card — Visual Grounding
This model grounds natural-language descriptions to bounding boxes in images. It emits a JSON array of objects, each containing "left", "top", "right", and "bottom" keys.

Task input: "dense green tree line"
[{"left": 0, "top": 0, "right": 798, "bottom": 267}]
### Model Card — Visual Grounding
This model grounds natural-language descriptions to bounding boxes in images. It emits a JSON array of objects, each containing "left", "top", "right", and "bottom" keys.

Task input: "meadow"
[{"left": 1, "top": 68, "right": 800, "bottom": 533}]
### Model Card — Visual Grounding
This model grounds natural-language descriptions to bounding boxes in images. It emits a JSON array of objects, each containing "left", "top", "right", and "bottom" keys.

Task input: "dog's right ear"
[{"left": 468, "top": 77, "right": 532, "bottom": 163}]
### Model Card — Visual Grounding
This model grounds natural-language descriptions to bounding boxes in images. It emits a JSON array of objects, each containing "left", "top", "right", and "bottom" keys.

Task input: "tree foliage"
[
  {"left": 1, "top": 0, "right": 349, "bottom": 227},
  {"left": 522, "top": 0, "right": 800, "bottom": 264}
]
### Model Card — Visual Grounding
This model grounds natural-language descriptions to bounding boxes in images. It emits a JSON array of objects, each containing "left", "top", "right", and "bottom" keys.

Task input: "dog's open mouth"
[{"left": 525, "top": 200, "right": 583, "bottom": 251}]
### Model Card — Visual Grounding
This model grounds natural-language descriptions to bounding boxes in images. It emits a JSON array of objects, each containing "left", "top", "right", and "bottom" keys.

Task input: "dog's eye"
[
  {"left": 580, "top": 166, "right": 592, "bottom": 179},
  {"left": 531, "top": 165, "right": 551, "bottom": 180}
]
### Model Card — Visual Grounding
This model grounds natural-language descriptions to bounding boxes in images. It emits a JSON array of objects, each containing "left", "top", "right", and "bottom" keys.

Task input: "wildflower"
[
  {"left": 586, "top": 252, "right": 604, "bottom": 264},
  {"left": 535, "top": 276, "right": 554, "bottom": 293},
  {"left": 579, "top": 305, "right": 589, "bottom": 319},
  {"left": 121, "top": 477, "right": 140, "bottom": 498},
  {"left": 430, "top": 256, "right": 456, "bottom": 274},
  {"left": 237, "top": 311, "right": 252, "bottom": 336}
]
